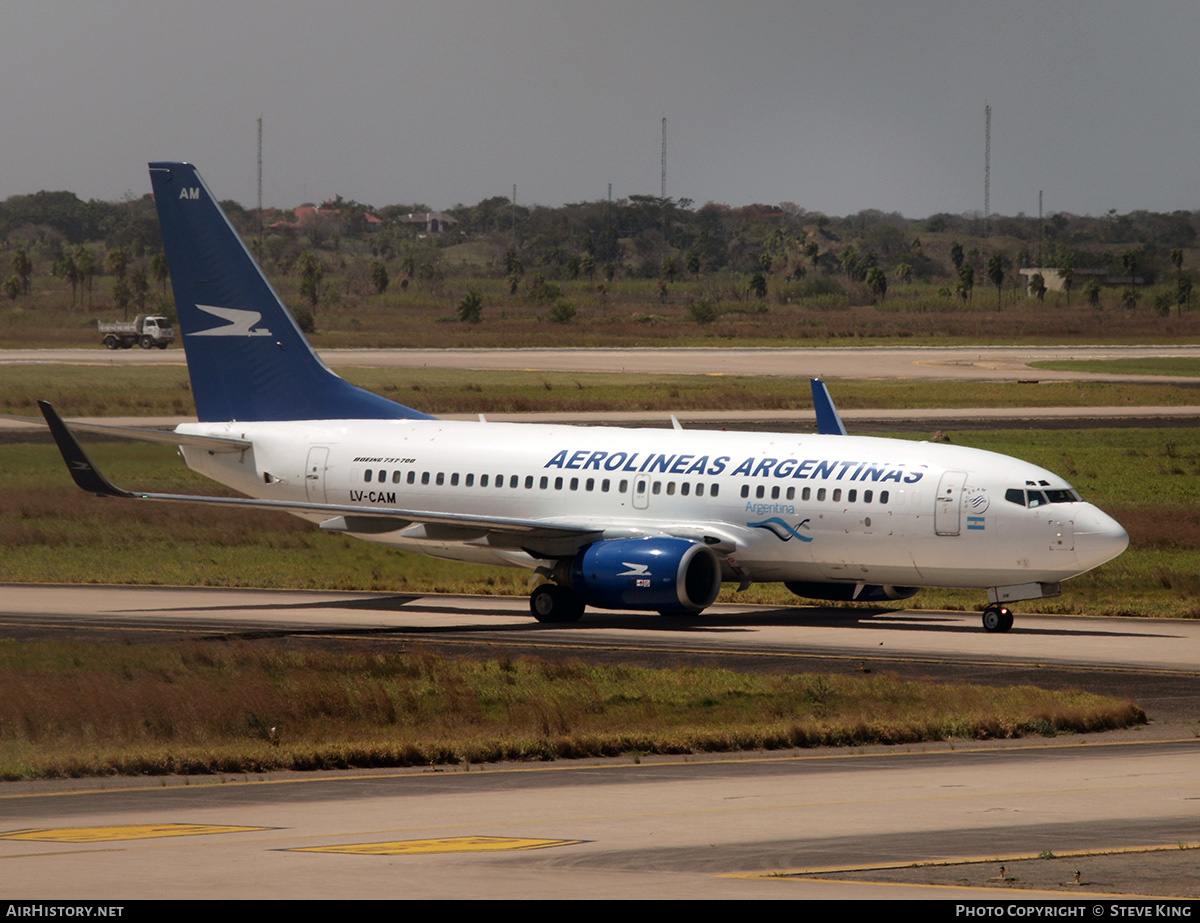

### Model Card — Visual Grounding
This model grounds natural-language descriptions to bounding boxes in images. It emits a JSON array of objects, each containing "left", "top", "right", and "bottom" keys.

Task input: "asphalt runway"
[{"left": 1, "top": 586, "right": 1198, "bottom": 899}]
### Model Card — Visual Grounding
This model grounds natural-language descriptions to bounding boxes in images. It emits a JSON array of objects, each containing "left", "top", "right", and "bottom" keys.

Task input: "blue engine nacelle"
[
  {"left": 569, "top": 538, "right": 722, "bottom": 612},
  {"left": 785, "top": 581, "right": 919, "bottom": 603}
]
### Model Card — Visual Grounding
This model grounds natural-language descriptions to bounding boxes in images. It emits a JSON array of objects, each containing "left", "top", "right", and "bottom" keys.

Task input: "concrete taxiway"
[
  {"left": 5, "top": 343, "right": 1200, "bottom": 383},
  {"left": 3, "top": 584, "right": 1199, "bottom": 676}
]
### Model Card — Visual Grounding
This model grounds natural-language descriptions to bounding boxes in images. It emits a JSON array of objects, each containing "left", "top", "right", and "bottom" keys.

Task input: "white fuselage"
[{"left": 175, "top": 418, "right": 1128, "bottom": 594}]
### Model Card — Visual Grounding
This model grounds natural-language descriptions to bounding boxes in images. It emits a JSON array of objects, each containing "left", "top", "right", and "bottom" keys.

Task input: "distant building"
[
  {"left": 1019, "top": 267, "right": 1143, "bottom": 295},
  {"left": 269, "top": 203, "right": 382, "bottom": 232},
  {"left": 397, "top": 212, "right": 457, "bottom": 235}
]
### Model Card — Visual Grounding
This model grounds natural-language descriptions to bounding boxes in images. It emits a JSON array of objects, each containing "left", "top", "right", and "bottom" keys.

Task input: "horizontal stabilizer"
[{"left": 3, "top": 411, "right": 250, "bottom": 452}]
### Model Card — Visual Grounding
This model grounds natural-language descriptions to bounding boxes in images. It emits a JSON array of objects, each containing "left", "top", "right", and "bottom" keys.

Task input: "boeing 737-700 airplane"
[{"left": 35, "top": 162, "right": 1129, "bottom": 632}]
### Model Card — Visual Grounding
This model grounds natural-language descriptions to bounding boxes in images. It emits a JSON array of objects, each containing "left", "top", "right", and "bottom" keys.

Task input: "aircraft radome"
[{"left": 33, "top": 163, "right": 1129, "bottom": 632}]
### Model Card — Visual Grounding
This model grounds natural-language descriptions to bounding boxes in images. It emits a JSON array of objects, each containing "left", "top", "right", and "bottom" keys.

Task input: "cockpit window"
[{"left": 1008, "top": 486, "right": 1081, "bottom": 508}]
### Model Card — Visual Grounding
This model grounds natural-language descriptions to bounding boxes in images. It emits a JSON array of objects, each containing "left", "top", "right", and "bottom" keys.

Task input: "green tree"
[
  {"left": 1171, "top": 247, "right": 1184, "bottom": 279},
  {"left": 11, "top": 248, "right": 32, "bottom": 295},
  {"left": 949, "top": 241, "right": 964, "bottom": 271},
  {"left": 1177, "top": 275, "right": 1193, "bottom": 314},
  {"left": 527, "top": 274, "right": 562, "bottom": 304},
  {"left": 3, "top": 274, "right": 20, "bottom": 301},
  {"left": 1029, "top": 272, "right": 1046, "bottom": 302},
  {"left": 105, "top": 246, "right": 128, "bottom": 281},
  {"left": 129, "top": 268, "right": 148, "bottom": 313},
  {"left": 865, "top": 266, "right": 887, "bottom": 302},
  {"left": 893, "top": 262, "right": 912, "bottom": 285},
  {"left": 986, "top": 253, "right": 1005, "bottom": 309},
  {"left": 56, "top": 255, "right": 80, "bottom": 309},
  {"left": 400, "top": 250, "right": 417, "bottom": 281},
  {"left": 151, "top": 251, "right": 169, "bottom": 297},
  {"left": 1120, "top": 249, "right": 1139, "bottom": 290},
  {"left": 958, "top": 263, "right": 974, "bottom": 301},
  {"left": 296, "top": 251, "right": 325, "bottom": 309},
  {"left": 548, "top": 299, "right": 576, "bottom": 323},
  {"left": 661, "top": 255, "right": 678, "bottom": 283},
  {"left": 456, "top": 291, "right": 483, "bottom": 323},
  {"left": 837, "top": 248, "right": 859, "bottom": 281},
  {"left": 75, "top": 247, "right": 95, "bottom": 306},
  {"left": 687, "top": 300, "right": 718, "bottom": 325},
  {"left": 1083, "top": 279, "right": 1101, "bottom": 308},
  {"left": 113, "top": 277, "right": 132, "bottom": 320},
  {"left": 803, "top": 240, "right": 820, "bottom": 272},
  {"left": 1060, "top": 258, "right": 1074, "bottom": 308},
  {"left": 748, "top": 271, "right": 768, "bottom": 299},
  {"left": 370, "top": 259, "right": 389, "bottom": 295}
]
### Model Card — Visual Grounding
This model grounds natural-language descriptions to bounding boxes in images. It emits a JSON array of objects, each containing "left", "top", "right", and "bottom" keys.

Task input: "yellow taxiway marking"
[
  {"left": 295, "top": 836, "right": 582, "bottom": 856},
  {"left": 1, "top": 824, "right": 269, "bottom": 843}
]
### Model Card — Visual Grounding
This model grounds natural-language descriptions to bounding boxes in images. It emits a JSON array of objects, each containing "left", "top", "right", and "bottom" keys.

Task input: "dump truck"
[{"left": 98, "top": 315, "right": 175, "bottom": 349}]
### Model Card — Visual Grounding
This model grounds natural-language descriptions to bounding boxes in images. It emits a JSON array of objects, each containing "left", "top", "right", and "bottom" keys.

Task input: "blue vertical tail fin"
[
  {"left": 810, "top": 378, "right": 848, "bottom": 436},
  {"left": 149, "top": 162, "right": 431, "bottom": 423}
]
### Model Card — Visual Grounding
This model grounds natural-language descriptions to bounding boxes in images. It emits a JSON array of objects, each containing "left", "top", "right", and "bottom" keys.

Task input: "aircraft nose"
[{"left": 1075, "top": 505, "right": 1129, "bottom": 569}]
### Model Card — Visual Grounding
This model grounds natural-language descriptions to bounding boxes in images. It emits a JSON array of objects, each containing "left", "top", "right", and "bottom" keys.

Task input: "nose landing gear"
[{"left": 982, "top": 604, "right": 1014, "bottom": 633}]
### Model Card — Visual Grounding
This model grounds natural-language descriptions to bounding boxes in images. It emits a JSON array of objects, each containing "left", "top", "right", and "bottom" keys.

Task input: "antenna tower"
[
  {"left": 661, "top": 117, "right": 667, "bottom": 237},
  {"left": 256, "top": 116, "right": 263, "bottom": 257},
  {"left": 984, "top": 103, "right": 991, "bottom": 236}
]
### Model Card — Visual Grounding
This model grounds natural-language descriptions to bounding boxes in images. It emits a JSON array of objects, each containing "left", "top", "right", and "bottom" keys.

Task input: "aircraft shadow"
[{"left": 124, "top": 594, "right": 1174, "bottom": 641}]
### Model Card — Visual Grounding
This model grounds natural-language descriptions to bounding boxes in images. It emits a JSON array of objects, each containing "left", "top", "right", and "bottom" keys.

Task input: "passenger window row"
[
  {"left": 739, "top": 483, "right": 889, "bottom": 504},
  {"left": 362, "top": 468, "right": 722, "bottom": 497}
]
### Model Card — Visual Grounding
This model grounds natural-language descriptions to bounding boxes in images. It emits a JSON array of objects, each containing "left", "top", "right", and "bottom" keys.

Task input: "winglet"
[
  {"left": 37, "top": 401, "right": 135, "bottom": 498},
  {"left": 811, "top": 378, "right": 848, "bottom": 436}
]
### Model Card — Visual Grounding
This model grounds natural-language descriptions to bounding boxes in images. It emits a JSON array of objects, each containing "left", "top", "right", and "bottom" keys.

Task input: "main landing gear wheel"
[
  {"left": 530, "top": 584, "right": 585, "bottom": 623},
  {"left": 982, "top": 604, "right": 1014, "bottom": 633}
]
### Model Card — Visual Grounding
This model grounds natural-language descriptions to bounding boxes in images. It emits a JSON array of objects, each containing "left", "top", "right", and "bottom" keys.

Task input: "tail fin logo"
[
  {"left": 180, "top": 187, "right": 200, "bottom": 200},
  {"left": 192, "top": 304, "right": 272, "bottom": 337}
]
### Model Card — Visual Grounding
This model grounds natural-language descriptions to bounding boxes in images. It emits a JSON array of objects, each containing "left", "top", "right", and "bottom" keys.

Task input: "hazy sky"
[{"left": 3, "top": 1, "right": 1196, "bottom": 218}]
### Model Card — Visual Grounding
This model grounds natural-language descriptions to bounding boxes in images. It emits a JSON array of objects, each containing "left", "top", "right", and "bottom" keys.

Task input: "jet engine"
[{"left": 566, "top": 537, "right": 722, "bottom": 613}]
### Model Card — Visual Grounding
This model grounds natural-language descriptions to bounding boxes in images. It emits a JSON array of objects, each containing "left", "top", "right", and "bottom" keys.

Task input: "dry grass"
[
  {"left": 0, "top": 641, "right": 1145, "bottom": 779},
  {"left": 5, "top": 279, "right": 1200, "bottom": 351}
]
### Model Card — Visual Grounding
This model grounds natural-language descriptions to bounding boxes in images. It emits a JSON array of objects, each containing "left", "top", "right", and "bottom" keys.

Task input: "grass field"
[
  {"left": 1029, "top": 357, "right": 1200, "bottom": 377},
  {"left": 0, "top": 640, "right": 1145, "bottom": 780}
]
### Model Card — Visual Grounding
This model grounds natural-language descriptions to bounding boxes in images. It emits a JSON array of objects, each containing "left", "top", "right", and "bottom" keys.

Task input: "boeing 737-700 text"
[{"left": 35, "top": 163, "right": 1129, "bottom": 632}]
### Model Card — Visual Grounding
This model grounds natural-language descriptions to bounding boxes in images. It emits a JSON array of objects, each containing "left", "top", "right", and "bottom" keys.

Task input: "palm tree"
[{"left": 987, "top": 253, "right": 1005, "bottom": 310}]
